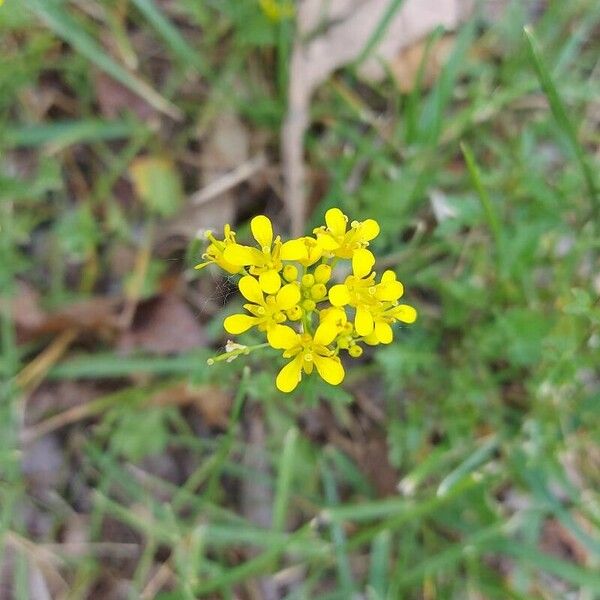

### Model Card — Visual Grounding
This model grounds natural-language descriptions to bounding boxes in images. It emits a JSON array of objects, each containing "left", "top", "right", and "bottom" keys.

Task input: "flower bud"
[
  {"left": 314, "top": 264, "right": 332, "bottom": 283},
  {"left": 311, "top": 283, "right": 327, "bottom": 301},
  {"left": 283, "top": 265, "right": 298, "bottom": 282},
  {"left": 349, "top": 344, "right": 363, "bottom": 358},
  {"left": 301, "top": 274, "right": 315, "bottom": 288},
  {"left": 302, "top": 298, "right": 316, "bottom": 312},
  {"left": 286, "top": 306, "right": 302, "bottom": 321}
]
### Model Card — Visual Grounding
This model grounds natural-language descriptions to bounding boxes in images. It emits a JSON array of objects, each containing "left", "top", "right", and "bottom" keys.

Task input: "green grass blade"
[
  {"left": 491, "top": 539, "right": 600, "bottom": 589},
  {"left": 129, "top": 0, "right": 209, "bottom": 76},
  {"left": 48, "top": 351, "right": 210, "bottom": 379},
  {"left": 437, "top": 436, "right": 499, "bottom": 497},
  {"left": 3, "top": 118, "right": 144, "bottom": 149},
  {"left": 355, "top": 0, "right": 405, "bottom": 66},
  {"left": 24, "top": 0, "right": 182, "bottom": 119},
  {"left": 523, "top": 26, "right": 598, "bottom": 216},
  {"left": 460, "top": 141, "right": 503, "bottom": 258},
  {"left": 367, "top": 530, "right": 391, "bottom": 599},
  {"left": 272, "top": 427, "right": 298, "bottom": 532},
  {"left": 322, "top": 459, "right": 356, "bottom": 596}
]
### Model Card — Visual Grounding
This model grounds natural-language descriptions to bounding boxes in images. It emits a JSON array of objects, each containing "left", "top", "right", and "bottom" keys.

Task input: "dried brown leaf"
[
  {"left": 149, "top": 382, "right": 232, "bottom": 429},
  {"left": 117, "top": 293, "right": 206, "bottom": 355}
]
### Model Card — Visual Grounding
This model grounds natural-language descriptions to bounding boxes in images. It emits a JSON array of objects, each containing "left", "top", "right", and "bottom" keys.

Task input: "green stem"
[{"left": 207, "top": 342, "right": 270, "bottom": 365}]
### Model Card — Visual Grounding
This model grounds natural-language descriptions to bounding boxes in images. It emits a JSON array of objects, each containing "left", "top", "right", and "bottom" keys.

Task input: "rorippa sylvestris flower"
[{"left": 198, "top": 209, "right": 417, "bottom": 393}]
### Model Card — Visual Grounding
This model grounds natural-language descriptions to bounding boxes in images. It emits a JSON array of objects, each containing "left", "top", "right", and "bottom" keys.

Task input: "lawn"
[{"left": 1, "top": 0, "right": 599, "bottom": 598}]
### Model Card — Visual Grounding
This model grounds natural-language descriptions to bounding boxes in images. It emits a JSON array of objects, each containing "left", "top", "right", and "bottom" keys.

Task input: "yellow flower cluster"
[{"left": 197, "top": 209, "right": 417, "bottom": 393}]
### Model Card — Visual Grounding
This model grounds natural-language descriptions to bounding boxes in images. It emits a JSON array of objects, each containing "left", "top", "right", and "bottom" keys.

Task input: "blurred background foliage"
[{"left": 1, "top": 0, "right": 599, "bottom": 598}]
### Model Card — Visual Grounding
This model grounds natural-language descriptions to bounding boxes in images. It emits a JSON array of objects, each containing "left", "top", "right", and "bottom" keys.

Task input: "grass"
[{"left": 1, "top": 0, "right": 600, "bottom": 598}]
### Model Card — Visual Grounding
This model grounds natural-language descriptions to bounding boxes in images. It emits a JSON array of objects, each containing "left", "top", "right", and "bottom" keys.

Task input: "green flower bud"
[
  {"left": 302, "top": 298, "right": 316, "bottom": 312},
  {"left": 349, "top": 344, "right": 363, "bottom": 358}
]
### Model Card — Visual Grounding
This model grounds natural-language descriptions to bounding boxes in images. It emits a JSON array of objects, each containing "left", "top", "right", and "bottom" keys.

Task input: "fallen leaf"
[
  {"left": 8, "top": 281, "right": 47, "bottom": 344},
  {"left": 39, "top": 297, "right": 121, "bottom": 338},
  {"left": 117, "top": 293, "right": 206, "bottom": 355},
  {"left": 129, "top": 156, "right": 184, "bottom": 217},
  {"left": 9, "top": 289, "right": 121, "bottom": 344},
  {"left": 390, "top": 35, "right": 456, "bottom": 93},
  {"left": 150, "top": 382, "right": 232, "bottom": 429}
]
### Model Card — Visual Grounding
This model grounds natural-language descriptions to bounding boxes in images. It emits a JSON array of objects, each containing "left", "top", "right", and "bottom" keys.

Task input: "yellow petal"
[
  {"left": 276, "top": 355, "right": 303, "bottom": 393},
  {"left": 352, "top": 248, "right": 375, "bottom": 279},
  {"left": 375, "top": 320, "right": 393, "bottom": 344},
  {"left": 268, "top": 324, "right": 299, "bottom": 349},
  {"left": 259, "top": 269, "right": 281, "bottom": 294},
  {"left": 217, "top": 259, "right": 244, "bottom": 275},
  {"left": 320, "top": 307, "right": 347, "bottom": 327},
  {"left": 393, "top": 304, "right": 417, "bottom": 324},
  {"left": 376, "top": 280, "right": 404, "bottom": 302},
  {"left": 325, "top": 208, "right": 347, "bottom": 236},
  {"left": 315, "top": 233, "right": 339, "bottom": 251},
  {"left": 314, "top": 321, "right": 338, "bottom": 346},
  {"left": 363, "top": 331, "right": 379, "bottom": 345},
  {"left": 276, "top": 283, "right": 301, "bottom": 310},
  {"left": 251, "top": 215, "right": 273, "bottom": 249},
  {"left": 355, "top": 306, "right": 374, "bottom": 336},
  {"left": 224, "top": 314, "right": 258, "bottom": 334},
  {"left": 224, "top": 244, "right": 264, "bottom": 266},
  {"left": 314, "top": 355, "right": 345, "bottom": 386},
  {"left": 280, "top": 238, "right": 307, "bottom": 261},
  {"left": 380, "top": 270, "right": 396, "bottom": 284},
  {"left": 329, "top": 284, "right": 351, "bottom": 307},
  {"left": 238, "top": 275, "right": 264, "bottom": 304},
  {"left": 359, "top": 219, "right": 380, "bottom": 241}
]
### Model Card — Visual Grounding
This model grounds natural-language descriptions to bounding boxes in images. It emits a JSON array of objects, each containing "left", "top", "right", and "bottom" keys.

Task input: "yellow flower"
[
  {"left": 313, "top": 208, "right": 380, "bottom": 261},
  {"left": 202, "top": 209, "right": 417, "bottom": 393},
  {"left": 364, "top": 303, "right": 417, "bottom": 345},
  {"left": 224, "top": 275, "right": 301, "bottom": 334},
  {"left": 259, "top": 0, "right": 294, "bottom": 21},
  {"left": 279, "top": 236, "right": 323, "bottom": 267},
  {"left": 223, "top": 215, "right": 284, "bottom": 294},
  {"left": 329, "top": 260, "right": 404, "bottom": 336},
  {"left": 268, "top": 322, "right": 345, "bottom": 392},
  {"left": 194, "top": 224, "right": 241, "bottom": 274}
]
